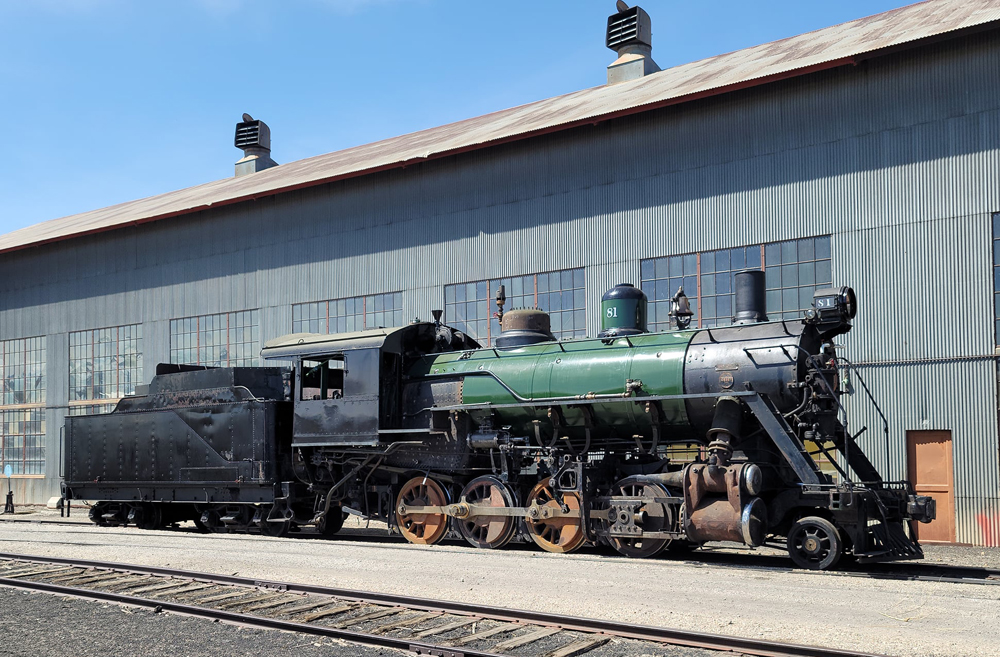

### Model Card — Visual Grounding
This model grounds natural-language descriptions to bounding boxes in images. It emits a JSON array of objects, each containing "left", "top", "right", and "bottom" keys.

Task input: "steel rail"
[
  {"left": 3, "top": 520, "right": 998, "bottom": 587},
  {"left": 0, "top": 552, "right": 885, "bottom": 657}
]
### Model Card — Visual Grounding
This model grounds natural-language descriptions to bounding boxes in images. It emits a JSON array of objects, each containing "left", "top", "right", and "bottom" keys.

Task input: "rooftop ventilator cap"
[
  {"left": 606, "top": 2, "right": 660, "bottom": 85},
  {"left": 234, "top": 113, "right": 278, "bottom": 177}
]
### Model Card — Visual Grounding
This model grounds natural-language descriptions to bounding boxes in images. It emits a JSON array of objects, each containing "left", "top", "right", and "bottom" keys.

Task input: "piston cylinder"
[
  {"left": 686, "top": 497, "right": 767, "bottom": 546},
  {"left": 681, "top": 461, "right": 768, "bottom": 547}
]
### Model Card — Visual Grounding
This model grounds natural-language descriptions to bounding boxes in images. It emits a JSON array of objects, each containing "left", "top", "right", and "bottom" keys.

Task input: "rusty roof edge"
[{"left": 3, "top": 4, "right": 998, "bottom": 257}]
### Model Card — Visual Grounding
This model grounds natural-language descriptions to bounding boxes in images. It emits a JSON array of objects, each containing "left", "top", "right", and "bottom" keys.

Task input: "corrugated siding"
[
  {"left": 842, "top": 360, "right": 1000, "bottom": 545},
  {"left": 1, "top": 30, "right": 999, "bottom": 542}
]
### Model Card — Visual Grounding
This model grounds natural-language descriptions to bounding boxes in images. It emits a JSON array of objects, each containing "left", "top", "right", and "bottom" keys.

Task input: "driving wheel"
[
  {"left": 606, "top": 477, "right": 674, "bottom": 558},
  {"left": 524, "top": 481, "right": 586, "bottom": 553},
  {"left": 457, "top": 475, "right": 517, "bottom": 549},
  {"left": 395, "top": 476, "right": 450, "bottom": 545}
]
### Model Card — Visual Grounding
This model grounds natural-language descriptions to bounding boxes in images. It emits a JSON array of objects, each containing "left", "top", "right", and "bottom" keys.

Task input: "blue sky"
[{"left": 0, "top": 0, "right": 915, "bottom": 234}]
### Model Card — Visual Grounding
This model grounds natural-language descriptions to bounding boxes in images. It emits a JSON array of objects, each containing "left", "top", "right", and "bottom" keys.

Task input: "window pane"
[
  {"left": 781, "top": 240, "right": 797, "bottom": 263},
  {"left": 798, "top": 238, "right": 815, "bottom": 261},
  {"left": 799, "top": 262, "right": 815, "bottom": 286},
  {"left": 701, "top": 274, "right": 715, "bottom": 296},
  {"left": 765, "top": 242, "right": 781, "bottom": 266},
  {"left": 816, "top": 259, "right": 832, "bottom": 284},
  {"left": 731, "top": 248, "right": 745, "bottom": 270},
  {"left": 701, "top": 251, "right": 715, "bottom": 273},
  {"left": 815, "top": 236, "right": 832, "bottom": 260}
]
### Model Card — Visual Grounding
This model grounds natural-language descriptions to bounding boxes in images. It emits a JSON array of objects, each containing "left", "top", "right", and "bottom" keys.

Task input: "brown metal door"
[{"left": 906, "top": 430, "right": 955, "bottom": 544}]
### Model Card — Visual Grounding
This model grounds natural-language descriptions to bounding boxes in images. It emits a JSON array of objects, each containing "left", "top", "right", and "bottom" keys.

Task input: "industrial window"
[
  {"left": 640, "top": 254, "right": 698, "bottom": 333},
  {"left": 170, "top": 310, "right": 259, "bottom": 367},
  {"left": 640, "top": 236, "right": 831, "bottom": 329},
  {"left": 0, "top": 337, "right": 46, "bottom": 475},
  {"left": 444, "top": 268, "right": 586, "bottom": 346},
  {"left": 764, "top": 236, "right": 832, "bottom": 321},
  {"left": 292, "top": 292, "right": 403, "bottom": 335},
  {"left": 700, "top": 246, "right": 764, "bottom": 327},
  {"left": 68, "top": 324, "right": 142, "bottom": 415}
]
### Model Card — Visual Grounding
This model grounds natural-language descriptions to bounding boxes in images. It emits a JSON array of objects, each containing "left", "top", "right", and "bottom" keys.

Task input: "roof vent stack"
[
  {"left": 606, "top": 2, "right": 659, "bottom": 85},
  {"left": 234, "top": 113, "right": 278, "bottom": 177}
]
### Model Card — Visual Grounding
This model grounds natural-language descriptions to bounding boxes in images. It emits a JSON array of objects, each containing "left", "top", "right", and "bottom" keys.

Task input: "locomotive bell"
[
  {"left": 599, "top": 283, "right": 648, "bottom": 338},
  {"left": 668, "top": 287, "right": 693, "bottom": 330}
]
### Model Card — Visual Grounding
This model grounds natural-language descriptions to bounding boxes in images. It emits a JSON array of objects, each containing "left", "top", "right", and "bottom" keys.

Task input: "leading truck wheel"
[
  {"left": 787, "top": 516, "right": 842, "bottom": 570},
  {"left": 317, "top": 506, "right": 346, "bottom": 537}
]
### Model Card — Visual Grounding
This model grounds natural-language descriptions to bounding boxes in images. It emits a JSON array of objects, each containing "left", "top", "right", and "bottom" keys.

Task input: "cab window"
[{"left": 300, "top": 356, "right": 345, "bottom": 401}]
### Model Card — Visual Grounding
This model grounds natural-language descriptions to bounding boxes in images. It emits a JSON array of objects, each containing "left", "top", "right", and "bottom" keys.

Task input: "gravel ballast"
[
  {"left": 0, "top": 587, "right": 404, "bottom": 657},
  {"left": 0, "top": 515, "right": 998, "bottom": 657}
]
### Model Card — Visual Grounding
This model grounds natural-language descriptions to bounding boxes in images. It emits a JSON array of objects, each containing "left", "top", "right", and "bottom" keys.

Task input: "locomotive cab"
[{"left": 262, "top": 323, "right": 479, "bottom": 448}]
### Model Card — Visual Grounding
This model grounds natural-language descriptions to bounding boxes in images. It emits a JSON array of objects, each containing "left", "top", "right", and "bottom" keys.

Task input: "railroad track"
[
  {"left": 0, "top": 552, "right": 882, "bottom": 657},
  {"left": 3, "top": 517, "right": 999, "bottom": 586}
]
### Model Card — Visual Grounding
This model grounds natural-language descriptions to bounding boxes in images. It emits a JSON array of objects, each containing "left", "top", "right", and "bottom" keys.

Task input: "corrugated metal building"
[{"left": 2, "top": 0, "right": 999, "bottom": 545}]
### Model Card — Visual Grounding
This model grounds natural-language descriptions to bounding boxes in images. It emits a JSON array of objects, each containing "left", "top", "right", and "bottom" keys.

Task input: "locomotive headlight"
[{"left": 806, "top": 286, "right": 858, "bottom": 336}]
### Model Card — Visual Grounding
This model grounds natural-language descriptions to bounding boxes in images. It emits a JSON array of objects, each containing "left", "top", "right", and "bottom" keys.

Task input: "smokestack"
[
  {"left": 234, "top": 113, "right": 277, "bottom": 177},
  {"left": 733, "top": 270, "right": 768, "bottom": 324},
  {"left": 606, "top": 3, "right": 660, "bottom": 85}
]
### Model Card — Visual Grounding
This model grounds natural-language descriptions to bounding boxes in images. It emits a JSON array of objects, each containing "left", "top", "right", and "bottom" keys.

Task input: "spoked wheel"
[
  {"left": 524, "top": 481, "right": 586, "bottom": 554},
  {"left": 88, "top": 503, "right": 110, "bottom": 527},
  {"left": 606, "top": 477, "right": 674, "bottom": 559},
  {"left": 198, "top": 508, "right": 222, "bottom": 533},
  {"left": 128, "top": 503, "right": 163, "bottom": 530},
  {"left": 395, "top": 476, "right": 450, "bottom": 545},
  {"left": 457, "top": 475, "right": 517, "bottom": 549},
  {"left": 317, "top": 506, "right": 346, "bottom": 537},
  {"left": 258, "top": 504, "right": 292, "bottom": 537},
  {"left": 787, "top": 516, "right": 843, "bottom": 570}
]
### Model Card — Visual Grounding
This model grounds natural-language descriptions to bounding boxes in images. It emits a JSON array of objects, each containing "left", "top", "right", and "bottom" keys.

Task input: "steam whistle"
[{"left": 495, "top": 285, "right": 506, "bottom": 323}]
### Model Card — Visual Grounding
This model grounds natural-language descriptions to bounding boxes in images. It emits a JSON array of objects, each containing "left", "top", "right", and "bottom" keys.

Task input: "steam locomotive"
[{"left": 62, "top": 271, "right": 935, "bottom": 570}]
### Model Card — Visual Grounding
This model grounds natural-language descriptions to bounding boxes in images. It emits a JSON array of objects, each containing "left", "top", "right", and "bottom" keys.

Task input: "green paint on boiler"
[{"left": 410, "top": 330, "right": 697, "bottom": 438}]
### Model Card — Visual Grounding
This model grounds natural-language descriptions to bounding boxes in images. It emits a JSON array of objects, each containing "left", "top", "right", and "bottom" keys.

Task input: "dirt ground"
[{"left": 1, "top": 511, "right": 998, "bottom": 657}]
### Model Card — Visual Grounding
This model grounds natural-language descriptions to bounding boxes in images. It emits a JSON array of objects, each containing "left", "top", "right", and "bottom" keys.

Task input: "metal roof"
[
  {"left": 4, "top": 0, "right": 998, "bottom": 256},
  {"left": 261, "top": 329, "right": 395, "bottom": 359}
]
